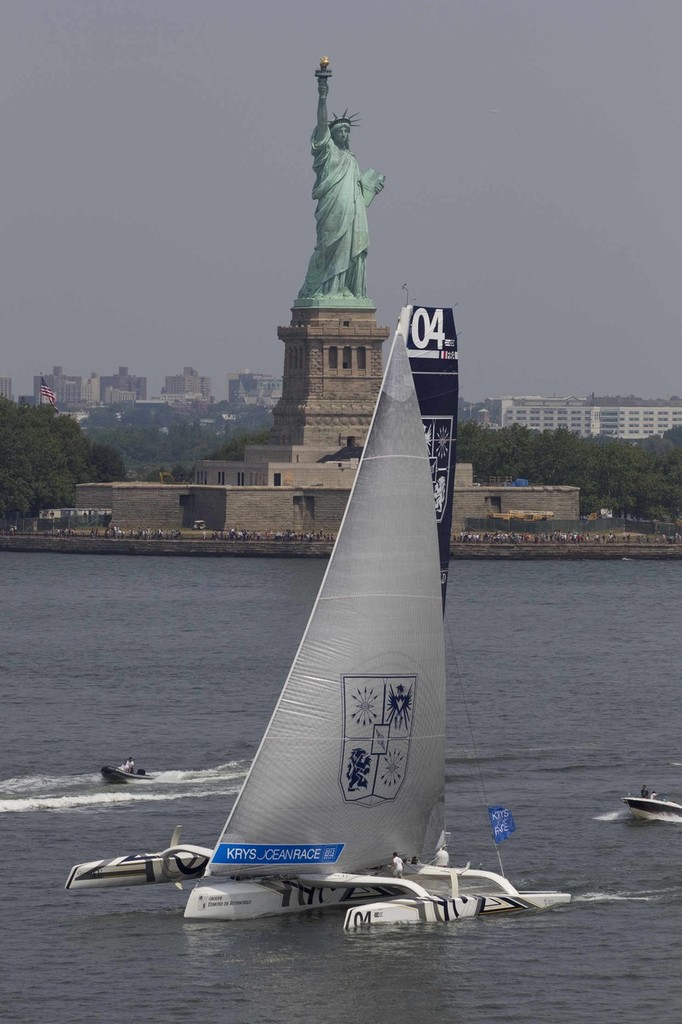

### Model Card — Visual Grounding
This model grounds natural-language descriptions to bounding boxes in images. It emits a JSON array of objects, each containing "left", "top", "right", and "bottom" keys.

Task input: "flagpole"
[
  {"left": 493, "top": 841, "right": 505, "bottom": 877},
  {"left": 488, "top": 815, "right": 506, "bottom": 876}
]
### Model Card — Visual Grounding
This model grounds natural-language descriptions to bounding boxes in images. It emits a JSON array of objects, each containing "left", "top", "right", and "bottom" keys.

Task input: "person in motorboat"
[
  {"left": 641, "top": 785, "right": 649, "bottom": 798},
  {"left": 391, "top": 852, "right": 404, "bottom": 878},
  {"left": 120, "top": 757, "right": 135, "bottom": 774}
]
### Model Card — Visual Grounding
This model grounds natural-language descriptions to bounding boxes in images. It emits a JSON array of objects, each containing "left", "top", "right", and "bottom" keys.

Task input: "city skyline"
[
  {"left": 7, "top": 357, "right": 682, "bottom": 409},
  {"left": 1, "top": 3, "right": 681, "bottom": 401}
]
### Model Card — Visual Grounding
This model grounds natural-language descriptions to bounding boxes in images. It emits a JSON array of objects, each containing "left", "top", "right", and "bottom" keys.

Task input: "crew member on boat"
[
  {"left": 391, "top": 852, "right": 404, "bottom": 878},
  {"left": 121, "top": 757, "right": 135, "bottom": 774},
  {"left": 641, "top": 785, "right": 649, "bottom": 798}
]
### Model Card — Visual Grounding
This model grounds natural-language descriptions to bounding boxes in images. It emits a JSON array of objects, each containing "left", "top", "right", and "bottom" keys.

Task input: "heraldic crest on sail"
[
  {"left": 340, "top": 675, "right": 416, "bottom": 805},
  {"left": 424, "top": 416, "right": 454, "bottom": 524}
]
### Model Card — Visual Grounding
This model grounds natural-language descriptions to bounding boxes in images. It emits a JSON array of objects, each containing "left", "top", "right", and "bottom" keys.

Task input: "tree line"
[
  {"left": 457, "top": 422, "right": 682, "bottom": 521},
  {"left": 3, "top": 396, "right": 682, "bottom": 522},
  {"left": 0, "top": 400, "right": 124, "bottom": 517},
  {"left": 84, "top": 402, "right": 272, "bottom": 478},
  {"left": 0, "top": 397, "right": 273, "bottom": 517}
]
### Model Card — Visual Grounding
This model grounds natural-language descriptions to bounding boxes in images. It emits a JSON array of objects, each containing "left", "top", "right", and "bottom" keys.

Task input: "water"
[{"left": 2, "top": 553, "right": 682, "bottom": 1023}]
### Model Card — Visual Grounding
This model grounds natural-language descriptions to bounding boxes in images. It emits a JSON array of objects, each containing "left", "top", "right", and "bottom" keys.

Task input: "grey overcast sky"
[{"left": 1, "top": 0, "right": 681, "bottom": 401}]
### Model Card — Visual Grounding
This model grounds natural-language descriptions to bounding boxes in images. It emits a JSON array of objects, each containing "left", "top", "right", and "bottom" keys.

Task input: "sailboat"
[{"left": 66, "top": 306, "right": 570, "bottom": 927}]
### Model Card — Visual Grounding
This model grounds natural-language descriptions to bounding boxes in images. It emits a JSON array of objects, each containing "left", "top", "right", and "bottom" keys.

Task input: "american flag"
[{"left": 40, "top": 377, "right": 58, "bottom": 411}]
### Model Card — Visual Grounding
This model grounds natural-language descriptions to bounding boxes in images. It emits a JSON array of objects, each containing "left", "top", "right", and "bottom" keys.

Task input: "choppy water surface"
[{"left": 2, "top": 553, "right": 682, "bottom": 1023}]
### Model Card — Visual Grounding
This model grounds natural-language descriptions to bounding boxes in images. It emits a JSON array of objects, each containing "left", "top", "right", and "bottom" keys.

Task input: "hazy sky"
[{"left": 1, "top": 1, "right": 681, "bottom": 401}]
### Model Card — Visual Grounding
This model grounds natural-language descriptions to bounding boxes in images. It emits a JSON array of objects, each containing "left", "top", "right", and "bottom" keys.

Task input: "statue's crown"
[{"left": 329, "top": 109, "right": 360, "bottom": 131}]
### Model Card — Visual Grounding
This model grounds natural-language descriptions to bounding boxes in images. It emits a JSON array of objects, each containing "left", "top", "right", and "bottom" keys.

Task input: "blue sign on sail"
[
  {"left": 212, "top": 843, "right": 344, "bottom": 866},
  {"left": 488, "top": 806, "right": 516, "bottom": 843}
]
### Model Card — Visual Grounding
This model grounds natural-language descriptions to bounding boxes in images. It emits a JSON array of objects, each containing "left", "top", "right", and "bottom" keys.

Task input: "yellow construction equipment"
[{"left": 489, "top": 510, "right": 554, "bottom": 522}]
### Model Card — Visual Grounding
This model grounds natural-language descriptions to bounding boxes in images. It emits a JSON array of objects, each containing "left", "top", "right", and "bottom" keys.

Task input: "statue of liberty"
[{"left": 296, "top": 59, "right": 385, "bottom": 305}]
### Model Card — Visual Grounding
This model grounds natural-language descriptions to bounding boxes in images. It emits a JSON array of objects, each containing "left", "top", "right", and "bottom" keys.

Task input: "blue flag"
[{"left": 488, "top": 806, "right": 516, "bottom": 843}]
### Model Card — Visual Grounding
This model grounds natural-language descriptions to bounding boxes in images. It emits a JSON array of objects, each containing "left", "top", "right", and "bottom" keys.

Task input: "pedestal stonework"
[{"left": 271, "top": 306, "right": 389, "bottom": 449}]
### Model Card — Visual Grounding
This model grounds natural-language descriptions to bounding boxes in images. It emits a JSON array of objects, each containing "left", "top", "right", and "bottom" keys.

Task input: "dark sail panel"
[{"left": 402, "top": 305, "right": 459, "bottom": 609}]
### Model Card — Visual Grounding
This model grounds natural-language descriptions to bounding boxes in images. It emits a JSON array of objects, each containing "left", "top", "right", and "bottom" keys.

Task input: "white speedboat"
[
  {"left": 67, "top": 306, "right": 570, "bottom": 928},
  {"left": 622, "top": 795, "right": 682, "bottom": 821}
]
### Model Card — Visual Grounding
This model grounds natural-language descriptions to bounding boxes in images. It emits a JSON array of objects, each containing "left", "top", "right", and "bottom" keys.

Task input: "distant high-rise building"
[
  {"left": 83, "top": 373, "right": 101, "bottom": 405},
  {"left": 226, "top": 369, "right": 282, "bottom": 405},
  {"left": 31, "top": 366, "right": 146, "bottom": 408},
  {"left": 162, "top": 366, "right": 212, "bottom": 403},
  {"left": 103, "top": 387, "right": 137, "bottom": 404},
  {"left": 100, "top": 366, "right": 147, "bottom": 402},
  {"left": 34, "top": 367, "right": 84, "bottom": 409},
  {"left": 0, "top": 376, "right": 13, "bottom": 401}
]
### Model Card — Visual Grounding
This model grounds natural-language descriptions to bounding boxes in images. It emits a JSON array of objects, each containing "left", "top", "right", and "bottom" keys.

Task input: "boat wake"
[
  {"left": 593, "top": 809, "right": 630, "bottom": 821},
  {"left": 576, "top": 889, "right": 671, "bottom": 903},
  {"left": 0, "top": 762, "right": 248, "bottom": 814}
]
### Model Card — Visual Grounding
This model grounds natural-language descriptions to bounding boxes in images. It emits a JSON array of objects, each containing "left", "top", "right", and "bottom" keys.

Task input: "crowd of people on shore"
[
  {"left": 0, "top": 526, "right": 336, "bottom": 543},
  {"left": 213, "top": 528, "right": 335, "bottom": 542},
  {"left": 457, "top": 530, "right": 681, "bottom": 544},
  {"left": 2, "top": 526, "right": 681, "bottom": 545}
]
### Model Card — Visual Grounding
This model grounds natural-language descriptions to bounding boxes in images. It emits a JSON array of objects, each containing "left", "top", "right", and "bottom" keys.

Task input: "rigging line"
[{"left": 444, "top": 608, "right": 507, "bottom": 877}]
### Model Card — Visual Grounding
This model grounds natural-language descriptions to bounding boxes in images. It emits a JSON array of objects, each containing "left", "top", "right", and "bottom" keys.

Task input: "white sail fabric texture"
[{"left": 210, "top": 321, "right": 446, "bottom": 875}]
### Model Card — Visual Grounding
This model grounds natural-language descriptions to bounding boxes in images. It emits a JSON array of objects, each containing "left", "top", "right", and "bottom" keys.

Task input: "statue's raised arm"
[
  {"left": 314, "top": 65, "right": 329, "bottom": 143},
  {"left": 296, "top": 58, "right": 385, "bottom": 307}
]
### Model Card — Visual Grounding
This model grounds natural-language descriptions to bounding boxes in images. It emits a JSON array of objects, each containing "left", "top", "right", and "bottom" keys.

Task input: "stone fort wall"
[{"left": 76, "top": 479, "right": 579, "bottom": 535}]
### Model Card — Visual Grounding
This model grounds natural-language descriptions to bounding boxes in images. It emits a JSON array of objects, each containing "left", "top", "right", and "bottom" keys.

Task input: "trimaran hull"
[
  {"left": 183, "top": 867, "right": 570, "bottom": 925},
  {"left": 65, "top": 846, "right": 569, "bottom": 924}
]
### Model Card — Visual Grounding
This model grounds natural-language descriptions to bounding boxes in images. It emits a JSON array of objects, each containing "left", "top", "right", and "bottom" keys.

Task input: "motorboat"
[
  {"left": 622, "top": 794, "right": 682, "bottom": 821},
  {"left": 101, "top": 765, "right": 155, "bottom": 784}
]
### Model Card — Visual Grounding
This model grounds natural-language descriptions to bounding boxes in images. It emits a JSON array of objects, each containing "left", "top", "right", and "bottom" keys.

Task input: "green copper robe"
[{"left": 298, "top": 127, "right": 370, "bottom": 300}]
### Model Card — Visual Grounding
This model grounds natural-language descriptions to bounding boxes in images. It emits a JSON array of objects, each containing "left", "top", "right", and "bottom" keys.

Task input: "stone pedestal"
[{"left": 270, "top": 306, "right": 389, "bottom": 449}]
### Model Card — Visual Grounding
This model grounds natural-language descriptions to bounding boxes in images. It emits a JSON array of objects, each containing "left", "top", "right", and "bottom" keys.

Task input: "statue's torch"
[{"left": 315, "top": 56, "right": 332, "bottom": 82}]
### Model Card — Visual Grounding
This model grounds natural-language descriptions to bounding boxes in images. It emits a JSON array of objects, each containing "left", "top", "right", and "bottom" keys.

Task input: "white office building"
[{"left": 500, "top": 396, "right": 682, "bottom": 439}]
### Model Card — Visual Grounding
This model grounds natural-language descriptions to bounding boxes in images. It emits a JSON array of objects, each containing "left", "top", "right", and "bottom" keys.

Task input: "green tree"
[
  {"left": 0, "top": 399, "right": 125, "bottom": 516},
  {"left": 88, "top": 442, "right": 126, "bottom": 481},
  {"left": 206, "top": 429, "right": 271, "bottom": 462},
  {"left": 663, "top": 425, "right": 682, "bottom": 446},
  {"left": 456, "top": 421, "right": 682, "bottom": 520}
]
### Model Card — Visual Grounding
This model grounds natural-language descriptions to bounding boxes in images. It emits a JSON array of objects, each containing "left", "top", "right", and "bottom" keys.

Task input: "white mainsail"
[{"left": 208, "top": 316, "right": 447, "bottom": 877}]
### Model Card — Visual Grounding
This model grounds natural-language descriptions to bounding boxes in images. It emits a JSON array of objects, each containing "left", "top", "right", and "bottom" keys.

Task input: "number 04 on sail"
[{"left": 66, "top": 307, "right": 570, "bottom": 927}]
